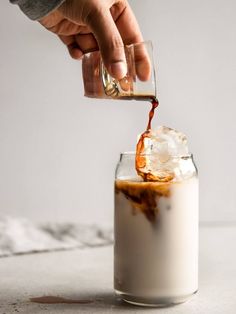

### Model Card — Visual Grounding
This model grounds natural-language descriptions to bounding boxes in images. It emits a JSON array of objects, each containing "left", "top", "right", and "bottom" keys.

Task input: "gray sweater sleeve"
[{"left": 10, "top": 0, "right": 66, "bottom": 20}]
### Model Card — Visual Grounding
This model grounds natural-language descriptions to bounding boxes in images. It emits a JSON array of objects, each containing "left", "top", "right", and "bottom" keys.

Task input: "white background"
[{"left": 0, "top": 0, "right": 235, "bottom": 224}]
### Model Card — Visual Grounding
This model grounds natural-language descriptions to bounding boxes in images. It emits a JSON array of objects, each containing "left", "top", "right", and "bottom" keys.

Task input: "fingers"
[
  {"left": 113, "top": 2, "right": 143, "bottom": 45},
  {"left": 132, "top": 43, "right": 152, "bottom": 81},
  {"left": 59, "top": 35, "right": 83, "bottom": 59},
  {"left": 59, "top": 33, "right": 98, "bottom": 59},
  {"left": 115, "top": 3, "right": 151, "bottom": 81},
  {"left": 74, "top": 33, "right": 98, "bottom": 53},
  {"left": 85, "top": 7, "right": 127, "bottom": 80},
  {"left": 67, "top": 42, "right": 83, "bottom": 59},
  {"left": 43, "top": 0, "right": 150, "bottom": 82}
]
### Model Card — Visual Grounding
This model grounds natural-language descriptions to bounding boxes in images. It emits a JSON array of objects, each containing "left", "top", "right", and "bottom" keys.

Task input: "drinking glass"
[{"left": 82, "top": 41, "right": 156, "bottom": 100}]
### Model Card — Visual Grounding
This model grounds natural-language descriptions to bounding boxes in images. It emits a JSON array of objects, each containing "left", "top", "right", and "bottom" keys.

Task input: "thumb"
[{"left": 86, "top": 8, "right": 127, "bottom": 80}]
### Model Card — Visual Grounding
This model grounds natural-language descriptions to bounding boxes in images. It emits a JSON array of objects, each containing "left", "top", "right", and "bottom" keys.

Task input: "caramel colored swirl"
[
  {"left": 115, "top": 180, "right": 171, "bottom": 222},
  {"left": 135, "top": 131, "right": 174, "bottom": 182},
  {"left": 135, "top": 98, "right": 174, "bottom": 182}
]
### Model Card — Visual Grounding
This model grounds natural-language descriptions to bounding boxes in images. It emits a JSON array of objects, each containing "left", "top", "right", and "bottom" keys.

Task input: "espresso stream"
[
  {"left": 135, "top": 97, "right": 159, "bottom": 181},
  {"left": 147, "top": 97, "right": 159, "bottom": 130}
]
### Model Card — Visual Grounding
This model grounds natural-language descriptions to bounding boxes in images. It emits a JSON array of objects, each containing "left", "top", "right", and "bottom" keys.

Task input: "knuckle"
[
  {"left": 107, "top": 36, "right": 124, "bottom": 50},
  {"left": 84, "top": 5, "right": 103, "bottom": 25}
]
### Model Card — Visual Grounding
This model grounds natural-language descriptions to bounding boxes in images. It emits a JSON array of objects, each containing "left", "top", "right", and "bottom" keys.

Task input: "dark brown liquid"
[
  {"left": 147, "top": 97, "right": 159, "bottom": 131},
  {"left": 30, "top": 296, "right": 93, "bottom": 304},
  {"left": 115, "top": 179, "right": 170, "bottom": 222},
  {"left": 135, "top": 97, "right": 159, "bottom": 181}
]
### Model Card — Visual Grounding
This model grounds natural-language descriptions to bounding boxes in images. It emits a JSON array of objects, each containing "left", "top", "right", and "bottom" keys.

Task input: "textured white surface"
[
  {"left": 0, "top": 225, "right": 235, "bottom": 314},
  {"left": 0, "top": 216, "right": 112, "bottom": 257}
]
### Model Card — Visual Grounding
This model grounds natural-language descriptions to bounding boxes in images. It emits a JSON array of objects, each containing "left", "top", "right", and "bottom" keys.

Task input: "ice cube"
[
  {"left": 136, "top": 126, "right": 190, "bottom": 181},
  {"left": 150, "top": 126, "right": 189, "bottom": 157}
]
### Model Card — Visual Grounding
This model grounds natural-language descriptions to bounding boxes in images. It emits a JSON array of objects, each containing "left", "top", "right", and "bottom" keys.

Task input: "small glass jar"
[
  {"left": 82, "top": 41, "right": 156, "bottom": 100},
  {"left": 114, "top": 152, "right": 198, "bottom": 307}
]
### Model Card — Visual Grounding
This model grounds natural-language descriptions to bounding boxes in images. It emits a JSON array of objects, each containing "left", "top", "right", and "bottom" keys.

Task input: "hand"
[{"left": 39, "top": 0, "right": 145, "bottom": 80}]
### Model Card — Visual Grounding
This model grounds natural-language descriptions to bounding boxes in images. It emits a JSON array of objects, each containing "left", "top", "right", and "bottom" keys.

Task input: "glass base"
[{"left": 115, "top": 290, "right": 198, "bottom": 307}]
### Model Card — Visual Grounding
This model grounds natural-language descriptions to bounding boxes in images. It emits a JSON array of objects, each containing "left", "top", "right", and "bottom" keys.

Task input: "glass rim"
[
  {"left": 82, "top": 40, "right": 153, "bottom": 57},
  {"left": 120, "top": 151, "right": 193, "bottom": 159}
]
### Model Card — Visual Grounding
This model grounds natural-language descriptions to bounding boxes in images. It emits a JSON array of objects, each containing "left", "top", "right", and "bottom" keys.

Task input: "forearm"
[{"left": 10, "top": 0, "right": 66, "bottom": 20}]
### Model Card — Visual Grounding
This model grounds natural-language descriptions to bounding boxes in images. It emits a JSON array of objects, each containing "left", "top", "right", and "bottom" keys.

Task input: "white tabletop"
[{"left": 0, "top": 223, "right": 235, "bottom": 314}]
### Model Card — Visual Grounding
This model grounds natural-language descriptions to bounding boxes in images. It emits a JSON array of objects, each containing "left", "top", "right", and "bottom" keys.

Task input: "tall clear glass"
[
  {"left": 114, "top": 152, "right": 198, "bottom": 306},
  {"left": 82, "top": 41, "right": 156, "bottom": 100}
]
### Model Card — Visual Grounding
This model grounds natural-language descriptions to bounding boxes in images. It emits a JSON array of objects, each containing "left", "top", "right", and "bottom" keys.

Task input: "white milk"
[{"left": 114, "top": 177, "right": 198, "bottom": 305}]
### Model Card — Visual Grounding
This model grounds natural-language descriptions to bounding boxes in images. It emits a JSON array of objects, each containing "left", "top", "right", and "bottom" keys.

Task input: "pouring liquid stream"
[{"left": 135, "top": 97, "right": 159, "bottom": 181}]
